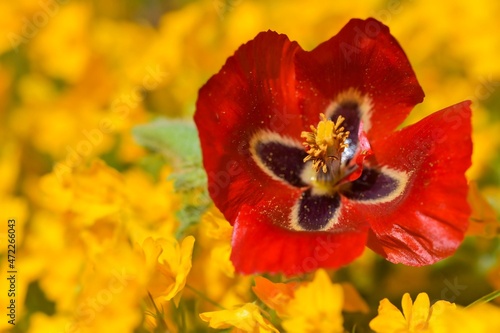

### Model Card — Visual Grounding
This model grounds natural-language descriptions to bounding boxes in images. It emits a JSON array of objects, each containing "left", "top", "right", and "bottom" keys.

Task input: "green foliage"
[
  {"left": 133, "top": 118, "right": 211, "bottom": 238},
  {"left": 133, "top": 118, "right": 202, "bottom": 166}
]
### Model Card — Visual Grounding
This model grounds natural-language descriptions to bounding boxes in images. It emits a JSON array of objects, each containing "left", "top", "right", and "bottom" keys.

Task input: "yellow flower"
[
  {"left": 210, "top": 243, "right": 235, "bottom": 278},
  {"left": 281, "top": 269, "right": 344, "bottom": 333},
  {"left": 0, "top": 0, "right": 40, "bottom": 54},
  {"left": 68, "top": 244, "right": 146, "bottom": 333},
  {"left": 27, "top": 313, "right": 72, "bottom": 333},
  {"left": 457, "top": 303, "right": 500, "bottom": 332},
  {"left": 369, "top": 293, "right": 455, "bottom": 333},
  {"left": 29, "top": 2, "right": 92, "bottom": 82},
  {"left": 122, "top": 166, "right": 181, "bottom": 243},
  {"left": 203, "top": 208, "right": 234, "bottom": 241},
  {"left": 0, "top": 143, "right": 28, "bottom": 256},
  {"left": 21, "top": 158, "right": 190, "bottom": 332},
  {"left": 188, "top": 206, "right": 251, "bottom": 312},
  {"left": 371, "top": 292, "right": 500, "bottom": 333},
  {"left": 200, "top": 302, "right": 279, "bottom": 333},
  {"left": 201, "top": 207, "right": 235, "bottom": 278},
  {"left": 252, "top": 271, "right": 370, "bottom": 319},
  {"left": 252, "top": 276, "right": 297, "bottom": 317},
  {"left": 140, "top": 236, "right": 195, "bottom": 305},
  {"left": 21, "top": 212, "right": 85, "bottom": 312},
  {"left": 340, "top": 282, "right": 370, "bottom": 314},
  {"left": 35, "top": 160, "right": 125, "bottom": 223}
]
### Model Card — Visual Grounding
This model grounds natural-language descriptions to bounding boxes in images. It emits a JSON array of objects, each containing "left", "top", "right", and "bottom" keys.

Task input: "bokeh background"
[{"left": 1, "top": 0, "right": 500, "bottom": 332}]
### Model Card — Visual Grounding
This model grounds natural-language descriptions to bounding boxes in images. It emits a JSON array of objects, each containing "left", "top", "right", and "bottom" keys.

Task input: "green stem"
[
  {"left": 147, "top": 292, "right": 169, "bottom": 332},
  {"left": 466, "top": 289, "right": 500, "bottom": 308},
  {"left": 185, "top": 284, "right": 226, "bottom": 310},
  {"left": 177, "top": 299, "right": 186, "bottom": 333}
]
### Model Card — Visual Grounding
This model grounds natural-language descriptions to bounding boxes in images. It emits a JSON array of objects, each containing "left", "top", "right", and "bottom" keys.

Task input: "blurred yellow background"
[{"left": 1, "top": 0, "right": 500, "bottom": 332}]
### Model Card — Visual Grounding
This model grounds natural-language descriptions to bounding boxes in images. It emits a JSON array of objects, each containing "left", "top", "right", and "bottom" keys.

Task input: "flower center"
[{"left": 301, "top": 114, "right": 350, "bottom": 184}]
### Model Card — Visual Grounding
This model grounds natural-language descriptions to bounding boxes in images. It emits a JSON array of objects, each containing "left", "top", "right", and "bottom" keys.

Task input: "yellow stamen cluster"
[{"left": 301, "top": 114, "right": 350, "bottom": 173}]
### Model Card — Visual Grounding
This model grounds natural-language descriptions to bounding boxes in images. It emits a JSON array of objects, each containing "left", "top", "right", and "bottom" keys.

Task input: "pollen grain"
[{"left": 301, "top": 114, "right": 350, "bottom": 174}]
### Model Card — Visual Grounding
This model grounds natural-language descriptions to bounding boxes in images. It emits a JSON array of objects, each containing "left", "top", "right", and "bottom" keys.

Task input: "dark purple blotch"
[
  {"left": 296, "top": 189, "right": 341, "bottom": 230},
  {"left": 255, "top": 141, "right": 308, "bottom": 187}
]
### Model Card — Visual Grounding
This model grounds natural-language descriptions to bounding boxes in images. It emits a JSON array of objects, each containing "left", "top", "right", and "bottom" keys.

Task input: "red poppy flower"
[{"left": 194, "top": 18, "right": 472, "bottom": 276}]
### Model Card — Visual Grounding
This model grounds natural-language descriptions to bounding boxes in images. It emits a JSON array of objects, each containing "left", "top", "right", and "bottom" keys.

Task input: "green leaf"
[
  {"left": 132, "top": 117, "right": 211, "bottom": 238},
  {"left": 466, "top": 289, "right": 500, "bottom": 308},
  {"left": 132, "top": 117, "right": 208, "bottom": 192},
  {"left": 168, "top": 167, "right": 208, "bottom": 192},
  {"left": 175, "top": 197, "right": 211, "bottom": 237},
  {"left": 132, "top": 118, "right": 202, "bottom": 166}
]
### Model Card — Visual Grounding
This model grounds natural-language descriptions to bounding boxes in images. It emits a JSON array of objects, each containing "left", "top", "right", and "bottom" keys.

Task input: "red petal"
[
  {"left": 361, "top": 101, "right": 472, "bottom": 265},
  {"left": 194, "top": 31, "right": 304, "bottom": 222},
  {"left": 231, "top": 205, "right": 368, "bottom": 276},
  {"left": 295, "top": 18, "right": 424, "bottom": 142}
]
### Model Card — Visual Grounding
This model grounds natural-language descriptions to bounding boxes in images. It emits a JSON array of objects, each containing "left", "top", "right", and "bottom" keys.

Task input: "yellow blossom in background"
[
  {"left": 200, "top": 302, "right": 279, "bottom": 333},
  {"left": 1, "top": 0, "right": 500, "bottom": 332},
  {"left": 0, "top": 0, "right": 40, "bottom": 54},
  {"left": 341, "top": 282, "right": 370, "bottom": 314},
  {"left": 68, "top": 244, "right": 147, "bottom": 333},
  {"left": 36, "top": 160, "right": 125, "bottom": 222},
  {"left": 203, "top": 208, "right": 234, "bottom": 241},
  {"left": 29, "top": 2, "right": 92, "bottom": 82},
  {"left": 210, "top": 243, "right": 235, "bottom": 278},
  {"left": 187, "top": 206, "right": 254, "bottom": 313},
  {"left": 15, "top": 159, "right": 188, "bottom": 331},
  {"left": 281, "top": 269, "right": 344, "bottom": 333},
  {"left": 252, "top": 276, "right": 297, "bottom": 317},
  {"left": 251, "top": 276, "right": 370, "bottom": 320},
  {"left": 370, "top": 292, "right": 500, "bottom": 333},
  {"left": 122, "top": 166, "right": 181, "bottom": 242},
  {"left": 0, "top": 142, "right": 28, "bottom": 258},
  {"left": 370, "top": 293, "right": 455, "bottom": 333},
  {"left": 139, "top": 236, "right": 195, "bottom": 305},
  {"left": 26, "top": 313, "right": 73, "bottom": 333},
  {"left": 202, "top": 208, "right": 235, "bottom": 277},
  {"left": 456, "top": 303, "right": 500, "bottom": 332}
]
